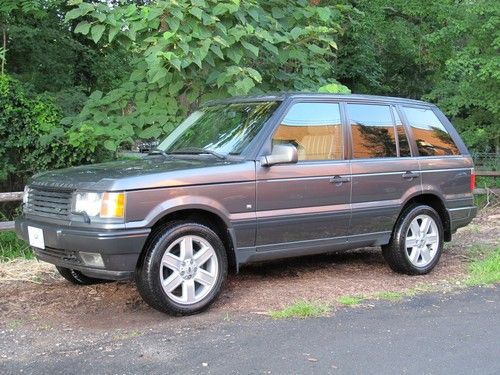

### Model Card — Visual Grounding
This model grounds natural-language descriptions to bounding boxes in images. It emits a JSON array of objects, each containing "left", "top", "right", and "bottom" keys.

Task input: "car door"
[
  {"left": 255, "top": 101, "right": 351, "bottom": 250},
  {"left": 347, "top": 102, "right": 421, "bottom": 242}
]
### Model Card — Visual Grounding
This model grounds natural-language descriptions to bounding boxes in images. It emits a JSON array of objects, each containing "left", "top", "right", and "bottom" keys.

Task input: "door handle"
[
  {"left": 330, "top": 175, "right": 351, "bottom": 185},
  {"left": 402, "top": 171, "right": 420, "bottom": 180}
]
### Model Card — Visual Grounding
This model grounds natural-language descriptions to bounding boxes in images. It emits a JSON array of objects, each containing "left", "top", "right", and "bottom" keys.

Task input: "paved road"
[{"left": 1, "top": 286, "right": 498, "bottom": 374}]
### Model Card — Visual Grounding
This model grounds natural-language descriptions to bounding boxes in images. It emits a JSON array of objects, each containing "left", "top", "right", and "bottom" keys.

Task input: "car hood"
[{"left": 29, "top": 156, "right": 255, "bottom": 191}]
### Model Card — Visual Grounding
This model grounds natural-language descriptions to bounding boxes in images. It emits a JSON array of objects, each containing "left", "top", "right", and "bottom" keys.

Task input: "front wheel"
[
  {"left": 382, "top": 205, "right": 443, "bottom": 275},
  {"left": 135, "top": 222, "right": 228, "bottom": 316}
]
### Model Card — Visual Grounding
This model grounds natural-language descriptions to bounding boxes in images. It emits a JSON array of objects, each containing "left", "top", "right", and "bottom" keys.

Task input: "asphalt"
[{"left": 1, "top": 286, "right": 499, "bottom": 374}]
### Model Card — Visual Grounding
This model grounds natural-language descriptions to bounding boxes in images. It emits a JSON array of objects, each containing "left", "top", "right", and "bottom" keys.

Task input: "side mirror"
[{"left": 260, "top": 144, "right": 298, "bottom": 167}]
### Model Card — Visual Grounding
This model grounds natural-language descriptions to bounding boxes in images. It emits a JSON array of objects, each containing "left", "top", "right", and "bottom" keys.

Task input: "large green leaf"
[
  {"left": 189, "top": 7, "right": 203, "bottom": 20},
  {"left": 241, "top": 41, "right": 259, "bottom": 56},
  {"left": 103, "top": 140, "right": 117, "bottom": 151},
  {"left": 74, "top": 21, "right": 91, "bottom": 35},
  {"left": 91, "top": 24, "right": 106, "bottom": 43}
]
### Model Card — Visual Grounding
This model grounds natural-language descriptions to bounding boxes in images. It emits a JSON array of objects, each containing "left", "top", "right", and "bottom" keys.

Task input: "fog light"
[{"left": 79, "top": 252, "right": 105, "bottom": 268}]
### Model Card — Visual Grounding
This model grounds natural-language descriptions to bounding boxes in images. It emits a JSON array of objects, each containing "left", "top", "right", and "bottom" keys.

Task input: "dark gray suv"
[{"left": 16, "top": 93, "right": 477, "bottom": 315}]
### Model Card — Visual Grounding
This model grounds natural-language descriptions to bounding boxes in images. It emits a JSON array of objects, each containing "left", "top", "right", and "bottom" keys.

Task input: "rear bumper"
[
  {"left": 448, "top": 206, "right": 478, "bottom": 233},
  {"left": 15, "top": 217, "right": 150, "bottom": 280}
]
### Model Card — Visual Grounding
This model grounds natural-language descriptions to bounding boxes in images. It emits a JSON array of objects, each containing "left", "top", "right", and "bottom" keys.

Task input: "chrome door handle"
[
  {"left": 330, "top": 175, "right": 351, "bottom": 185},
  {"left": 402, "top": 171, "right": 420, "bottom": 180}
]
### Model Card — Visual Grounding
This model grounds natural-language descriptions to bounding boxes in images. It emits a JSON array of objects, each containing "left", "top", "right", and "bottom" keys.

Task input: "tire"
[
  {"left": 135, "top": 221, "right": 228, "bottom": 316},
  {"left": 382, "top": 204, "right": 444, "bottom": 275},
  {"left": 56, "top": 266, "right": 108, "bottom": 285}
]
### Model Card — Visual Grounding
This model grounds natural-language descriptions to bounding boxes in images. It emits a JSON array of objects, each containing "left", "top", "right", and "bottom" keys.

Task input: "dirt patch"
[{"left": 0, "top": 207, "right": 498, "bottom": 329}]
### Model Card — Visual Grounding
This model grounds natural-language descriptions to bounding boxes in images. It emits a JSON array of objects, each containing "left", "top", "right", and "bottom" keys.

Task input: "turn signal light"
[{"left": 100, "top": 192, "right": 125, "bottom": 218}]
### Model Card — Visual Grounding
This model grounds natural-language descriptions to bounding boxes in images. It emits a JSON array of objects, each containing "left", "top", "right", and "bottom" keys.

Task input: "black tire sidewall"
[
  {"left": 395, "top": 205, "right": 444, "bottom": 274},
  {"left": 138, "top": 223, "right": 228, "bottom": 315}
]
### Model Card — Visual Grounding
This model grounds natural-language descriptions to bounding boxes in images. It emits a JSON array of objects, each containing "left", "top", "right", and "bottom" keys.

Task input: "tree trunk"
[{"left": 1, "top": 28, "right": 6, "bottom": 75}]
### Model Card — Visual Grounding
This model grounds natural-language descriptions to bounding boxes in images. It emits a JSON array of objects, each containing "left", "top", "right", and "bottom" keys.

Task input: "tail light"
[{"left": 470, "top": 170, "right": 475, "bottom": 192}]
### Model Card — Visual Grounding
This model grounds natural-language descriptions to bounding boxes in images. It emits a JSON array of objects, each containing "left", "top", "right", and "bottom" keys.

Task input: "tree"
[
  {"left": 424, "top": 0, "right": 500, "bottom": 154},
  {"left": 64, "top": 0, "right": 348, "bottom": 151},
  {"left": 0, "top": 74, "right": 111, "bottom": 194},
  {"left": 335, "top": 0, "right": 499, "bottom": 154},
  {"left": 2, "top": 0, "right": 132, "bottom": 116}
]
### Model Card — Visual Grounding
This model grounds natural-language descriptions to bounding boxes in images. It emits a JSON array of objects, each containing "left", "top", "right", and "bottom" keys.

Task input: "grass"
[
  {"left": 475, "top": 175, "right": 500, "bottom": 189},
  {"left": 373, "top": 291, "right": 405, "bottom": 302},
  {"left": 7, "top": 319, "right": 23, "bottom": 329},
  {"left": 336, "top": 295, "right": 364, "bottom": 306},
  {"left": 0, "top": 231, "right": 33, "bottom": 262},
  {"left": 269, "top": 300, "right": 330, "bottom": 319},
  {"left": 465, "top": 245, "right": 500, "bottom": 286},
  {"left": 113, "top": 329, "right": 142, "bottom": 340}
]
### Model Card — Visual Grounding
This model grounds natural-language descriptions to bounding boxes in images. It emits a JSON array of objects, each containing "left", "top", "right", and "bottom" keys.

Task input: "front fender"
[{"left": 125, "top": 195, "right": 233, "bottom": 229}]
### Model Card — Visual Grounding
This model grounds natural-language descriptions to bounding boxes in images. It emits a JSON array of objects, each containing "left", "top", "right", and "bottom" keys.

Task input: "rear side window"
[
  {"left": 403, "top": 107, "right": 460, "bottom": 156},
  {"left": 347, "top": 104, "right": 397, "bottom": 158},
  {"left": 272, "top": 102, "right": 343, "bottom": 161}
]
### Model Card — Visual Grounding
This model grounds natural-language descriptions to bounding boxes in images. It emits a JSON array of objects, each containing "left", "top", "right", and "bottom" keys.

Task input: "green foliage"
[
  {"left": 2, "top": 0, "right": 132, "bottom": 116},
  {"left": 336, "top": 295, "right": 363, "bottom": 306},
  {"left": 0, "top": 74, "right": 111, "bottom": 192},
  {"left": 269, "top": 300, "right": 330, "bottom": 319},
  {"left": 424, "top": 0, "right": 500, "bottom": 154},
  {"left": 0, "top": 231, "right": 33, "bottom": 262},
  {"left": 374, "top": 291, "right": 404, "bottom": 302},
  {"left": 466, "top": 245, "right": 500, "bottom": 286},
  {"left": 64, "top": 0, "right": 347, "bottom": 151},
  {"left": 0, "top": 0, "right": 497, "bottom": 196},
  {"left": 318, "top": 81, "right": 351, "bottom": 94},
  {"left": 336, "top": 0, "right": 499, "bottom": 154}
]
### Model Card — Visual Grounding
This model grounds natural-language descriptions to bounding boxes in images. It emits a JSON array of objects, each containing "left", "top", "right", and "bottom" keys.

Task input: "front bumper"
[{"left": 15, "top": 217, "right": 150, "bottom": 280}]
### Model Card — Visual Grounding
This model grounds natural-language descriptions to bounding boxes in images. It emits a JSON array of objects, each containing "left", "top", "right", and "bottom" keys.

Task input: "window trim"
[{"left": 260, "top": 99, "right": 345, "bottom": 163}]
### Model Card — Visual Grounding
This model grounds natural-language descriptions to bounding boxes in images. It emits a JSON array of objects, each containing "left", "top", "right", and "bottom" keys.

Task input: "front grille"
[
  {"left": 25, "top": 188, "right": 73, "bottom": 219},
  {"left": 34, "top": 246, "right": 82, "bottom": 265}
]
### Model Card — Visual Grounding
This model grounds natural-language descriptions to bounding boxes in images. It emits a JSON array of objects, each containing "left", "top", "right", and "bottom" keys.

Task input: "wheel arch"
[
  {"left": 137, "top": 206, "right": 238, "bottom": 274},
  {"left": 399, "top": 193, "right": 451, "bottom": 241}
]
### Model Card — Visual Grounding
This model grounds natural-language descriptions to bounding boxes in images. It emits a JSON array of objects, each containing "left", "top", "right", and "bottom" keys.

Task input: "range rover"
[{"left": 16, "top": 93, "right": 477, "bottom": 315}]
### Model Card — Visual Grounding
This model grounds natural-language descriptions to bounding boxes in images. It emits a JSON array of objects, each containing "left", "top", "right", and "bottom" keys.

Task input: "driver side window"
[{"left": 272, "top": 102, "right": 343, "bottom": 161}]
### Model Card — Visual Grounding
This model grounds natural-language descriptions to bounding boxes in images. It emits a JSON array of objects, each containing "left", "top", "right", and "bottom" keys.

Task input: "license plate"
[{"left": 27, "top": 226, "right": 45, "bottom": 249}]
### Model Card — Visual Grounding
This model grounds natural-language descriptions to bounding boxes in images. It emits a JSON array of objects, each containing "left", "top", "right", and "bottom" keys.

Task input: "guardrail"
[{"left": 1, "top": 171, "right": 498, "bottom": 231}]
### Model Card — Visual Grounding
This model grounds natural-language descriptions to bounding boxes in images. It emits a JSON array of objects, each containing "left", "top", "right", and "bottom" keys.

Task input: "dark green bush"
[{"left": 0, "top": 74, "right": 112, "bottom": 202}]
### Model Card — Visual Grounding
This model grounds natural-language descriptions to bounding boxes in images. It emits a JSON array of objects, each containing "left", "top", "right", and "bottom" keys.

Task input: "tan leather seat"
[{"left": 274, "top": 124, "right": 341, "bottom": 160}]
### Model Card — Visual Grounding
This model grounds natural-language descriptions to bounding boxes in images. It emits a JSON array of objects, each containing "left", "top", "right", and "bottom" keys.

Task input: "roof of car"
[{"left": 203, "top": 92, "right": 435, "bottom": 107}]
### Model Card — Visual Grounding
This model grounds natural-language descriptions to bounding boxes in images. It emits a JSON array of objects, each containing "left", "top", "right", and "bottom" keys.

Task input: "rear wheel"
[
  {"left": 56, "top": 266, "right": 108, "bottom": 285},
  {"left": 382, "top": 205, "right": 443, "bottom": 275},
  {"left": 136, "top": 222, "right": 228, "bottom": 316}
]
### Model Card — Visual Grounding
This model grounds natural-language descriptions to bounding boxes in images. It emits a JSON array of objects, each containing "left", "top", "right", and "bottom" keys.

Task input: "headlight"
[
  {"left": 22, "top": 186, "right": 31, "bottom": 205},
  {"left": 74, "top": 192, "right": 125, "bottom": 219}
]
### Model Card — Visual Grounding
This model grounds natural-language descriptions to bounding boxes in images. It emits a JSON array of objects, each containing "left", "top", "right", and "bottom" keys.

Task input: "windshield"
[{"left": 157, "top": 101, "right": 279, "bottom": 156}]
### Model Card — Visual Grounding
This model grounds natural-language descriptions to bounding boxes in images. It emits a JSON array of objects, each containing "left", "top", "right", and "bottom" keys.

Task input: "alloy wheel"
[
  {"left": 159, "top": 235, "right": 219, "bottom": 305},
  {"left": 405, "top": 214, "right": 439, "bottom": 267}
]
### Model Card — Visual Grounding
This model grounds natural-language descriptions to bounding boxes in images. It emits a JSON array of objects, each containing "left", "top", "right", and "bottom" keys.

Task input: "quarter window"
[
  {"left": 347, "top": 104, "right": 397, "bottom": 158},
  {"left": 404, "top": 107, "right": 460, "bottom": 156},
  {"left": 272, "top": 103, "right": 343, "bottom": 161}
]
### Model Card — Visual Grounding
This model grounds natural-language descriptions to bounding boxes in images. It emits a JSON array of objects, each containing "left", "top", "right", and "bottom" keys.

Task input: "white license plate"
[{"left": 27, "top": 226, "right": 45, "bottom": 249}]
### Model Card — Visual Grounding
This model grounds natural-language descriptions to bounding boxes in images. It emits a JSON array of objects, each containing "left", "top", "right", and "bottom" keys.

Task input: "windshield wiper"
[{"left": 169, "top": 147, "right": 227, "bottom": 160}]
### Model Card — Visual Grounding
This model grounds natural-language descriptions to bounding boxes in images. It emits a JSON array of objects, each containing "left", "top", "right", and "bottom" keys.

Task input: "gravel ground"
[
  {"left": 1, "top": 286, "right": 498, "bottom": 374},
  {"left": 0, "top": 206, "right": 498, "bottom": 330}
]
